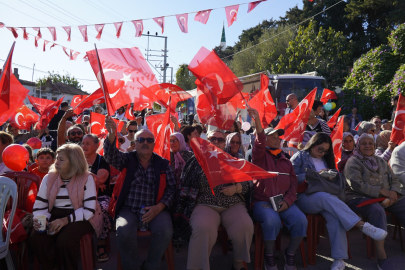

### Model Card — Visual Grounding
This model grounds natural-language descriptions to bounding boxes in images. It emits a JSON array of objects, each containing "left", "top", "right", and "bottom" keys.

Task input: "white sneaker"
[
  {"left": 331, "top": 259, "right": 345, "bottom": 270},
  {"left": 361, "top": 222, "right": 388, "bottom": 241}
]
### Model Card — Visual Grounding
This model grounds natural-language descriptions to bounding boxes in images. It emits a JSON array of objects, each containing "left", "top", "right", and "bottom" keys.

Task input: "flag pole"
[{"left": 240, "top": 92, "right": 255, "bottom": 119}]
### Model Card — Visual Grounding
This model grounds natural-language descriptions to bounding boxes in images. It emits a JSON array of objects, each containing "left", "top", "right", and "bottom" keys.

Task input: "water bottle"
[{"left": 139, "top": 205, "right": 148, "bottom": 231}]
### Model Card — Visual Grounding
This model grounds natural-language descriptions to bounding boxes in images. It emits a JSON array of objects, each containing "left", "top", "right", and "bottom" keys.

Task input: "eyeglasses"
[
  {"left": 136, "top": 137, "right": 155, "bottom": 144},
  {"left": 286, "top": 98, "right": 295, "bottom": 103},
  {"left": 128, "top": 130, "right": 137, "bottom": 133},
  {"left": 170, "top": 139, "right": 179, "bottom": 143},
  {"left": 209, "top": 137, "right": 225, "bottom": 143},
  {"left": 316, "top": 146, "right": 329, "bottom": 154},
  {"left": 230, "top": 140, "right": 241, "bottom": 145},
  {"left": 69, "top": 131, "right": 83, "bottom": 136}
]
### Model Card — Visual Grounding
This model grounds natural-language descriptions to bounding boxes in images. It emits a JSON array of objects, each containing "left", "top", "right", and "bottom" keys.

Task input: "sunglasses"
[
  {"left": 209, "top": 137, "right": 225, "bottom": 143},
  {"left": 230, "top": 140, "right": 241, "bottom": 145},
  {"left": 136, "top": 137, "right": 155, "bottom": 144},
  {"left": 316, "top": 146, "right": 329, "bottom": 154},
  {"left": 374, "top": 121, "right": 382, "bottom": 124},
  {"left": 128, "top": 130, "right": 138, "bottom": 133},
  {"left": 170, "top": 139, "right": 179, "bottom": 143},
  {"left": 69, "top": 131, "right": 83, "bottom": 136}
]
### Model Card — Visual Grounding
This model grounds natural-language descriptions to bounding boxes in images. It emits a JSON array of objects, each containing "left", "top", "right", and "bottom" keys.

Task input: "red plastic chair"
[
  {"left": 254, "top": 222, "right": 307, "bottom": 270},
  {"left": 117, "top": 229, "right": 175, "bottom": 270}
]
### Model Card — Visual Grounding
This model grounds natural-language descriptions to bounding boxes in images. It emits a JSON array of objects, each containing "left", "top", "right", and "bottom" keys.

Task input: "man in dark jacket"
[
  {"left": 104, "top": 117, "right": 176, "bottom": 270},
  {"left": 47, "top": 101, "right": 73, "bottom": 130}
]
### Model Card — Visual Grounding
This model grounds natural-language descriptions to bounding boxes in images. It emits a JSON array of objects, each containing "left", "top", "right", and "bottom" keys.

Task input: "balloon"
[
  {"left": 26, "top": 137, "right": 42, "bottom": 149},
  {"left": 2, "top": 144, "right": 29, "bottom": 171},
  {"left": 324, "top": 103, "right": 333, "bottom": 111},
  {"left": 241, "top": 122, "right": 251, "bottom": 131},
  {"left": 331, "top": 102, "right": 336, "bottom": 109}
]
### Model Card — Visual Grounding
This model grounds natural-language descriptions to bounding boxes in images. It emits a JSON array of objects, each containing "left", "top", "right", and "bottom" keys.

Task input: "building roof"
[
  {"left": 40, "top": 82, "right": 88, "bottom": 95},
  {"left": 18, "top": 79, "right": 36, "bottom": 87}
]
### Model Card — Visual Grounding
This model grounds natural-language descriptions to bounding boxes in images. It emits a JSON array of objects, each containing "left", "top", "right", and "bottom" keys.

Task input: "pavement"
[{"left": 92, "top": 221, "right": 405, "bottom": 270}]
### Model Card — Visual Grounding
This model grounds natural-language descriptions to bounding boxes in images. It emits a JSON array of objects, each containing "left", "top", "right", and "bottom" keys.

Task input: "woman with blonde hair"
[{"left": 29, "top": 143, "right": 103, "bottom": 270}]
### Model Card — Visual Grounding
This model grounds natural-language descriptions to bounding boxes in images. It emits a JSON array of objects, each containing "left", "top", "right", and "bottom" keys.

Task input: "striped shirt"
[{"left": 33, "top": 174, "right": 97, "bottom": 223}]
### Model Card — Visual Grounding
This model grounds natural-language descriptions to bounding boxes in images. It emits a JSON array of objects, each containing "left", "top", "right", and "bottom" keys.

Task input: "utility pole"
[{"left": 142, "top": 33, "right": 169, "bottom": 83}]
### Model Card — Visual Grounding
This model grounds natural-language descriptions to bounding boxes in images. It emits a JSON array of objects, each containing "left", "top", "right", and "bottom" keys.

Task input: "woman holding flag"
[{"left": 176, "top": 129, "right": 253, "bottom": 270}]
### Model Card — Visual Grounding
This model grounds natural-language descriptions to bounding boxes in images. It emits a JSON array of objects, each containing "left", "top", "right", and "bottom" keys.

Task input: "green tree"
[
  {"left": 175, "top": 64, "right": 196, "bottom": 90},
  {"left": 272, "top": 20, "right": 352, "bottom": 87},
  {"left": 213, "top": 46, "right": 235, "bottom": 65},
  {"left": 37, "top": 71, "right": 83, "bottom": 89}
]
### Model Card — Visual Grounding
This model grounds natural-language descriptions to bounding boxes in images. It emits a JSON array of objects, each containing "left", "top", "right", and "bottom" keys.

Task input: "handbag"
[{"left": 304, "top": 169, "right": 346, "bottom": 201}]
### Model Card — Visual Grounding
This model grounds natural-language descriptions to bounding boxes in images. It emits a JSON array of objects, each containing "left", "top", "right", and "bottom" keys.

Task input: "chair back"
[
  {"left": 0, "top": 177, "right": 18, "bottom": 259},
  {"left": 282, "top": 147, "right": 299, "bottom": 157},
  {"left": 3, "top": 172, "right": 41, "bottom": 211}
]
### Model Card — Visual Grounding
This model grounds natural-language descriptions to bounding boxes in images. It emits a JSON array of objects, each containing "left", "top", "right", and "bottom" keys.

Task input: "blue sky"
[{"left": 0, "top": 0, "right": 303, "bottom": 93}]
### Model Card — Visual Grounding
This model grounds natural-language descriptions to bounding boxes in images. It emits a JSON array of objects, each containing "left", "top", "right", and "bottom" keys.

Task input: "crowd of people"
[{"left": 1, "top": 94, "right": 404, "bottom": 270}]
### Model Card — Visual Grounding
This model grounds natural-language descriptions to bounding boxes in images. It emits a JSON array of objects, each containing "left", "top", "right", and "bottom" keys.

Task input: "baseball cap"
[
  {"left": 381, "top": 119, "right": 392, "bottom": 124},
  {"left": 264, "top": 127, "right": 284, "bottom": 136}
]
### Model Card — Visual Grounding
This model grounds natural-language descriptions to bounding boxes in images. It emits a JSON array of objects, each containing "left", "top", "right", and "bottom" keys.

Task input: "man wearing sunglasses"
[
  {"left": 104, "top": 117, "right": 176, "bottom": 270},
  {"left": 57, "top": 109, "right": 84, "bottom": 148},
  {"left": 120, "top": 120, "right": 138, "bottom": 152}
]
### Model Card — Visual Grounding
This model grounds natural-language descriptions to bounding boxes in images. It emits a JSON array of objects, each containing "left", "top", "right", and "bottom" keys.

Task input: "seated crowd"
[{"left": 1, "top": 100, "right": 404, "bottom": 270}]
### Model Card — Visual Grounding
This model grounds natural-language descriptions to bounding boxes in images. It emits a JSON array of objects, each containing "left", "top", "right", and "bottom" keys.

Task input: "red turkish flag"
[
  {"left": 195, "top": 80, "right": 237, "bottom": 130},
  {"left": 248, "top": 74, "right": 277, "bottom": 127},
  {"left": 62, "top": 47, "right": 69, "bottom": 57},
  {"left": 47, "top": 27, "right": 57, "bottom": 41},
  {"left": 35, "top": 36, "right": 40, "bottom": 48},
  {"left": 320, "top": 88, "right": 337, "bottom": 105},
  {"left": 154, "top": 108, "right": 172, "bottom": 161},
  {"left": 73, "top": 88, "right": 105, "bottom": 115},
  {"left": 225, "top": 5, "right": 239, "bottom": 27},
  {"left": 194, "top": 10, "right": 211, "bottom": 24},
  {"left": 247, "top": 0, "right": 266, "bottom": 13},
  {"left": 190, "top": 137, "right": 278, "bottom": 193},
  {"left": 0, "top": 42, "right": 15, "bottom": 115},
  {"left": 189, "top": 47, "right": 243, "bottom": 104},
  {"left": 36, "top": 97, "right": 64, "bottom": 130},
  {"left": 327, "top": 108, "right": 341, "bottom": 128},
  {"left": 355, "top": 121, "right": 361, "bottom": 131},
  {"left": 0, "top": 74, "right": 29, "bottom": 126},
  {"left": 76, "top": 114, "right": 83, "bottom": 124},
  {"left": 391, "top": 94, "right": 405, "bottom": 144},
  {"left": 70, "top": 95, "right": 88, "bottom": 108},
  {"left": 27, "top": 96, "right": 54, "bottom": 115},
  {"left": 131, "top": 20, "right": 143, "bottom": 37},
  {"left": 142, "top": 83, "right": 192, "bottom": 111},
  {"left": 95, "top": 24, "right": 105, "bottom": 40},
  {"left": 50, "top": 43, "right": 56, "bottom": 50},
  {"left": 32, "top": 27, "right": 42, "bottom": 38},
  {"left": 145, "top": 112, "right": 176, "bottom": 138},
  {"left": 43, "top": 40, "right": 49, "bottom": 52},
  {"left": 10, "top": 105, "right": 39, "bottom": 130},
  {"left": 86, "top": 47, "right": 159, "bottom": 114},
  {"left": 114, "top": 22, "right": 123, "bottom": 38},
  {"left": 330, "top": 116, "right": 344, "bottom": 167},
  {"left": 71, "top": 52, "right": 80, "bottom": 61},
  {"left": 21, "top": 28, "right": 29, "bottom": 40},
  {"left": 90, "top": 112, "right": 108, "bottom": 137},
  {"left": 7, "top": 28, "right": 18, "bottom": 38},
  {"left": 78, "top": 25, "right": 88, "bottom": 42},
  {"left": 153, "top": 17, "right": 164, "bottom": 33},
  {"left": 62, "top": 26, "right": 71, "bottom": 41},
  {"left": 0, "top": 23, "right": 4, "bottom": 28},
  {"left": 124, "top": 104, "right": 136, "bottom": 120},
  {"left": 175, "top": 14, "right": 188, "bottom": 33},
  {"left": 276, "top": 88, "right": 317, "bottom": 147}
]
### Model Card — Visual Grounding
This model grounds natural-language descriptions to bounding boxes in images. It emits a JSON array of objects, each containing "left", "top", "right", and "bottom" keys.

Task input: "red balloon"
[
  {"left": 2, "top": 144, "right": 29, "bottom": 171},
  {"left": 26, "top": 137, "right": 42, "bottom": 150}
]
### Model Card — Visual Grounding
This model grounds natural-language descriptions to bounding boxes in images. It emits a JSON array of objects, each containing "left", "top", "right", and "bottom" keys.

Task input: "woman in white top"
[
  {"left": 29, "top": 144, "right": 102, "bottom": 270},
  {"left": 114, "top": 107, "right": 127, "bottom": 121}
]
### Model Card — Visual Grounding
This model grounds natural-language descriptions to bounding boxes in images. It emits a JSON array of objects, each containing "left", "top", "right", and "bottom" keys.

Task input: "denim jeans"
[
  {"left": 296, "top": 192, "right": 361, "bottom": 259},
  {"left": 116, "top": 208, "right": 173, "bottom": 270},
  {"left": 347, "top": 197, "right": 405, "bottom": 230},
  {"left": 253, "top": 201, "right": 307, "bottom": 241}
]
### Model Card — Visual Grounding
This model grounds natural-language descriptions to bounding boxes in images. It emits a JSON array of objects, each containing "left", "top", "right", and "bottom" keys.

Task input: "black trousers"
[{"left": 29, "top": 207, "right": 94, "bottom": 270}]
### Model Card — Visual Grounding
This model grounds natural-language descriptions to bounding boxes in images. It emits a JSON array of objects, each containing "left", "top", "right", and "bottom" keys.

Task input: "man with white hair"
[{"left": 104, "top": 117, "right": 176, "bottom": 270}]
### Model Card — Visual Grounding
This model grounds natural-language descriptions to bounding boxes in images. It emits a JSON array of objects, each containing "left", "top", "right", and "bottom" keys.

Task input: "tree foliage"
[
  {"left": 272, "top": 21, "right": 352, "bottom": 87},
  {"left": 175, "top": 64, "right": 196, "bottom": 90},
  {"left": 37, "top": 71, "right": 83, "bottom": 89}
]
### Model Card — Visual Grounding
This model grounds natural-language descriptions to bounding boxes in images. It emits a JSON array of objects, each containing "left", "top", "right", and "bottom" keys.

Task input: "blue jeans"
[
  {"left": 347, "top": 197, "right": 405, "bottom": 231},
  {"left": 253, "top": 201, "right": 307, "bottom": 241},
  {"left": 116, "top": 208, "right": 173, "bottom": 270},
  {"left": 296, "top": 192, "right": 361, "bottom": 259}
]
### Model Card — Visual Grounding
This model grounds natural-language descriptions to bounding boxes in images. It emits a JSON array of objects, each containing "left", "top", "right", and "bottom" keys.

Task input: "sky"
[{"left": 0, "top": 0, "right": 303, "bottom": 94}]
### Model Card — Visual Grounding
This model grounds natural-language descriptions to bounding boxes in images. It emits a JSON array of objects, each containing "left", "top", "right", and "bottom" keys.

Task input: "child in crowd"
[{"left": 31, "top": 148, "right": 55, "bottom": 179}]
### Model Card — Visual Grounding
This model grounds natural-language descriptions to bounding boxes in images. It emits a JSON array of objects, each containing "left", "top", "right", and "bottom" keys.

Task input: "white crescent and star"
[
  {"left": 230, "top": 9, "right": 238, "bottom": 16},
  {"left": 15, "top": 112, "right": 24, "bottom": 126},
  {"left": 208, "top": 150, "right": 218, "bottom": 159},
  {"left": 73, "top": 97, "right": 81, "bottom": 104},
  {"left": 90, "top": 121, "right": 101, "bottom": 127},
  {"left": 120, "top": 73, "right": 132, "bottom": 85},
  {"left": 393, "top": 110, "right": 405, "bottom": 130}
]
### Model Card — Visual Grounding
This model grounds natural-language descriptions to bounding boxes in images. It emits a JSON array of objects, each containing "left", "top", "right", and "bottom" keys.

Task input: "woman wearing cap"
[
  {"left": 175, "top": 129, "right": 253, "bottom": 270},
  {"left": 225, "top": 132, "right": 245, "bottom": 159},
  {"left": 341, "top": 132, "right": 355, "bottom": 161},
  {"left": 375, "top": 130, "right": 396, "bottom": 162},
  {"left": 290, "top": 133, "right": 387, "bottom": 270},
  {"left": 345, "top": 133, "right": 404, "bottom": 270},
  {"left": 248, "top": 108, "right": 307, "bottom": 270}
]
